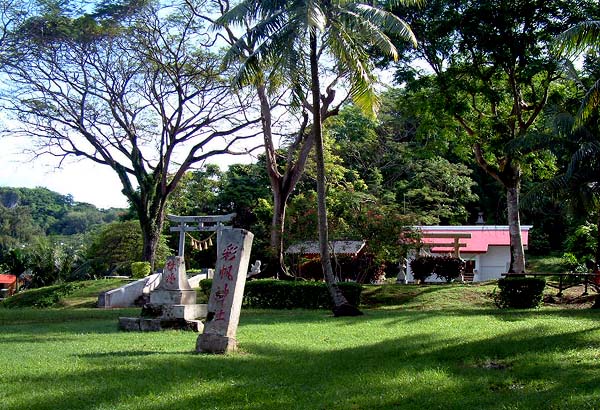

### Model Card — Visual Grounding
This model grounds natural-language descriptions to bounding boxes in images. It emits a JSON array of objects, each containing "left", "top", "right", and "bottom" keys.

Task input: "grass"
[
  {"left": 526, "top": 253, "right": 567, "bottom": 274},
  {"left": 1, "top": 278, "right": 131, "bottom": 309},
  {"left": 57, "top": 278, "right": 132, "bottom": 308},
  {"left": 1, "top": 281, "right": 600, "bottom": 409},
  {"left": 361, "top": 282, "right": 497, "bottom": 309}
]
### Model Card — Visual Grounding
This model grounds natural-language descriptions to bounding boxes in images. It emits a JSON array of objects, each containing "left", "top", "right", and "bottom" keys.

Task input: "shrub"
[
  {"left": 131, "top": 262, "right": 151, "bottom": 279},
  {"left": 409, "top": 256, "right": 436, "bottom": 282},
  {"left": 527, "top": 228, "right": 552, "bottom": 255},
  {"left": 199, "top": 279, "right": 362, "bottom": 309},
  {"left": 564, "top": 223, "right": 597, "bottom": 261},
  {"left": 199, "top": 278, "right": 213, "bottom": 299},
  {"left": 434, "top": 256, "right": 465, "bottom": 283},
  {"left": 495, "top": 277, "right": 546, "bottom": 309}
]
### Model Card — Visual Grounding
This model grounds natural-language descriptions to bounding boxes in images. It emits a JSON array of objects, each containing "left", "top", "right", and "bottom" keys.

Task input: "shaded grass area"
[
  {"left": 57, "top": 279, "right": 131, "bottom": 308},
  {"left": 526, "top": 253, "right": 567, "bottom": 274},
  {"left": 361, "top": 282, "right": 498, "bottom": 309},
  {"left": 1, "top": 307, "right": 600, "bottom": 410},
  {"left": 1, "top": 279, "right": 130, "bottom": 309}
]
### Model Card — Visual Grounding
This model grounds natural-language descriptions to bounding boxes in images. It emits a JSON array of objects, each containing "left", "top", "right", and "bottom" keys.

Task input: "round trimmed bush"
[{"left": 495, "top": 277, "right": 546, "bottom": 308}]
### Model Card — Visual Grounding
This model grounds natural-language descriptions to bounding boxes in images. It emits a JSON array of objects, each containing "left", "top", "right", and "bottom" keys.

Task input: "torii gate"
[
  {"left": 420, "top": 232, "right": 471, "bottom": 257},
  {"left": 167, "top": 213, "right": 236, "bottom": 257}
]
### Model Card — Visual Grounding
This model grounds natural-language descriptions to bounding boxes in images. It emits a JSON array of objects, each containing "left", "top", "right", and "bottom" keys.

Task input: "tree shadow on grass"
[
  {"left": 0, "top": 335, "right": 78, "bottom": 344},
  {"left": 6, "top": 316, "right": 600, "bottom": 410},
  {"left": 351, "top": 307, "right": 600, "bottom": 328},
  {"left": 361, "top": 284, "right": 461, "bottom": 308}
]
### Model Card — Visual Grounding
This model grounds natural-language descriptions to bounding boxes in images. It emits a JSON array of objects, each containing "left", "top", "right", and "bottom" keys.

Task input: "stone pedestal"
[
  {"left": 196, "top": 228, "right": 254, "bottom": 354},
  {"left": 196, "top": 333, "right": 237, "bottom": 353},
  {"left": 119, "top": 256, "right": 208, "bottom": 332}
]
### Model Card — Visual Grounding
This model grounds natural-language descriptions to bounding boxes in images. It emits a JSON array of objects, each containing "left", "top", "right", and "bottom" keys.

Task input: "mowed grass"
[{"left": 2, "top": 284, "right": 600, "bottom": 410}]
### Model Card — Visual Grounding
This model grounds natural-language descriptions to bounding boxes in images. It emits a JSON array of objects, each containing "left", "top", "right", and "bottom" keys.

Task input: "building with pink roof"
[{"left": 405, "top": 225, "right": 532, "bottom": 282}]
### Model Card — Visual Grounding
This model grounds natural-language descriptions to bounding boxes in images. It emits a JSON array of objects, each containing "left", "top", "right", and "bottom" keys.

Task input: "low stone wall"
[
  {"left": 99, "top": 270, "right": 213, "bottom": 308},
  {"left": 98, "top": 273, "right": 161, "bottom": 308}
]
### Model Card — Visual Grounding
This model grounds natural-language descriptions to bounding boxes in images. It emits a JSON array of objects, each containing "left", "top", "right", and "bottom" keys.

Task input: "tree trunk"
[
  {"left": 506, "top": 185, "right": 525, "bottom": 273},
  {"left": 141, "top": 223, "right": 161, "bottom": 271},
  {"left": 270, "top": 189, "right": 290, "bottom": 277},
  {"left": 136, "top": 193, "right": 166, "bottom": 273},
  {"left": 256, "top": 83, "right": 294, "bottom": 279},
  {"left": 309, "top": 32, "right": 362, "bottom": 316},
  {"left": 473, "top": 145, "right": 526, "bottom": 274},
  {"left": 595, "top": 212, "right": 600, "bottom": 270}
]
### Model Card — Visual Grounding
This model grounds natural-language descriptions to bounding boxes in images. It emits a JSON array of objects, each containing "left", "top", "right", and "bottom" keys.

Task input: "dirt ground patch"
[{"left": 543, "top": 284, "right": 599, "bottom": 308}]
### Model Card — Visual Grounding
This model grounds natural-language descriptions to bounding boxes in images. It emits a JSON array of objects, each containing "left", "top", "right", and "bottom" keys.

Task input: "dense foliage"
[
  {"left": 86, "top": 221, "right": 170, "bottom": 277},
  {"left": 409, "top": 256, "right": 465, "bottom": 283},
  {"left": 1, "top": 0, "right": 600, "bottom": 291},
  {"left": 0, "top": 187, "right": 121, "bottom": 236},
  {"left": 434, "top": 256, "right": 466, "bottom": 283},
  {"left": 409, "top": 256, "right": 437, "bottom": 282}
]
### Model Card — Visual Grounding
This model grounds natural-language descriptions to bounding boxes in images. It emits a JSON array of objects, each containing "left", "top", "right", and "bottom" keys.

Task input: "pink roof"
[
  {"left": 0, "top": 274, "right": 16, "bottom": 285},
  {"left": 416, "top": 226, "right": 531, "bottom": 254}
]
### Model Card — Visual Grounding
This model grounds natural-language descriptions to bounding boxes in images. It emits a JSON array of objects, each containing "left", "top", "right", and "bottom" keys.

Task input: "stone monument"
[
  {"left": 196, "top": 228, "right": 254, "bottom": 354},
  {"left": 119, "top": 256, "right": 207, "bottom": 331}
]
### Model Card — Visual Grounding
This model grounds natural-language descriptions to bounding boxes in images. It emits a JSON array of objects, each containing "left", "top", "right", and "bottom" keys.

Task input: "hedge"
[{"left": 199, "top": 279, "right": 362, "bottom": 309}]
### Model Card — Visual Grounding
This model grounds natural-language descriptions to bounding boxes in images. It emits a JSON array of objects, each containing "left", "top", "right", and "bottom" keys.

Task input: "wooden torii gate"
[
  {"left": 167, "top": 213, "right": 236, "bottom": 257},
  {"left": 420, "top": 232, "right": 471, "bottom": 257}
]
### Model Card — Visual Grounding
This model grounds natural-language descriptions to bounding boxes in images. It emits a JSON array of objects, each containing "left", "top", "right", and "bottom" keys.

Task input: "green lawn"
[{"left": 1, "top": 293, "right": 600, "bottom": 410}]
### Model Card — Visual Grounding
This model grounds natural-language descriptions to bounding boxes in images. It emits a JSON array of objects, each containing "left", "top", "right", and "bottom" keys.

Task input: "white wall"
[{"left": 477, "top": 246, "right": 510, "bottom": 281}]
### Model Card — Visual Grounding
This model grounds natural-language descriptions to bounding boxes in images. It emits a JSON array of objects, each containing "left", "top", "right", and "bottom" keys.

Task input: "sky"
[
  {"left": 0, "top": 134, "right": 258, "bottom": 209},
  {"left": 0, "top": 134, "right": 131, "bottom": 208}
]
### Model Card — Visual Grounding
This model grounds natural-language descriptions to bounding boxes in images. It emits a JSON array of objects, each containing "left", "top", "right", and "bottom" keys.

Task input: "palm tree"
[
  {"left": 218, "top": 0, "right": 418, "bottom": 316},
  {"left": 555, "top": 22, "right": 600, "bottom": 262},
  {"left": 557, "top": 21, "right": 600, "bottom": 126}
]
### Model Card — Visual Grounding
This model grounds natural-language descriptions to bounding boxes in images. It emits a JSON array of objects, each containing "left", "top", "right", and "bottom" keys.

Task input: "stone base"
[
  {"left": 150, "top": 289, "right": 197, "bottom": 305},
  {"left": 140, "top": 303, "right": 207, "bottom": 321},
  {"left": 118, "top": 317, "right": 141, "bottom": 331},
  {"left": 196, "top": 333, "right": 237, "bottom": 354},
  {"left": 162, "top": 304, "right": 207, "bottom": 321},
  {"left": 119, "top": 317, "right": 204, "bottom": 332}
]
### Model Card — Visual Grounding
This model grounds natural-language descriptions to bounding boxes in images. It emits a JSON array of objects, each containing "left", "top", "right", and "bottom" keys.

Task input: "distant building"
[
  {"left": 406, "top": 225, "right": 532, "bottom": 282},
  {"left": 285, "top": 240, "right": 372, "bottom": 282},
  {"left": 285, "top": 240, "right": 366, "bottom": 258},
  {"left": 0, "top": 274, "right": 17, "bottom": 298}
]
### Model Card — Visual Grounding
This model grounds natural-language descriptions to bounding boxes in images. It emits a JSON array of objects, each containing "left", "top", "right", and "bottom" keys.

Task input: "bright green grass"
[{"left": 1, "top": 305, "right": 599, "bottom": 410}]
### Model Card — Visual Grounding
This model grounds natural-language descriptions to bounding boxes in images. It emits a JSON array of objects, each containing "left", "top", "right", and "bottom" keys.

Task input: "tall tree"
[
  {"left": 391, "top": 0, "right": 598, "bottom": 273},
  {"left": 218, "top": 0, "right": 418, "bottom": 316},
  {"left": 557, "top": 20, "right": 600, "bottom": 126},
  {"left": 197, "top": 0, "right": 344, "bottom": 278},
  {"left": 0, "top": 0, "right": 260, "bottom": 268},
  {"left": 0, "top": 0, "right": 26, "bottom": 58}
]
